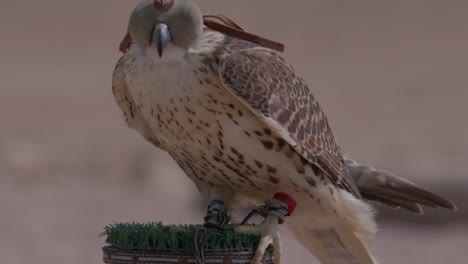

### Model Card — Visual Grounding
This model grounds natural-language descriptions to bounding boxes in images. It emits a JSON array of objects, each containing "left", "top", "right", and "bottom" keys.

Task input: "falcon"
[{"left": 112, "top": 1, "right": 456, "bottom": 263}]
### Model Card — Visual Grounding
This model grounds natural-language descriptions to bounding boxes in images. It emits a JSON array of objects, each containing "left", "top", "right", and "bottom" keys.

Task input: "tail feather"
[
  {"left": 359, "top": 187, "right": 423, "bottom": 214},
  {"left": 287, "top": 192, "right": 378, "bottom": 264},
  {"left": 284, "top": 158, "right": 456, "bottom": 263},
  {"left": 288, "top": 223, "right": 376, "bottom": 264},
  {"left": 345, "top": 158, "right": 457, "bottom": 213}
]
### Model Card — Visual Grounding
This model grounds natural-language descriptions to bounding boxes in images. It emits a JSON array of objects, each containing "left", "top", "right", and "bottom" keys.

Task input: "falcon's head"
[{"left": 128, "top": 0, "right": 203, "bottom": 58}]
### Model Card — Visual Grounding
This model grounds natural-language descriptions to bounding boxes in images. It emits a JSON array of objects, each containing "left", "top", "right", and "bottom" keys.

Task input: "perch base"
[{"left": 103, "top": 246, "right": 274, "bottom": 264}]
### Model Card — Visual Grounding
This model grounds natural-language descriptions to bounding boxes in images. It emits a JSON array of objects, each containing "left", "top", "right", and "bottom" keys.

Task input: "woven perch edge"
[{"left": 102, "top": 246, "right": 274, "bottom": 264}]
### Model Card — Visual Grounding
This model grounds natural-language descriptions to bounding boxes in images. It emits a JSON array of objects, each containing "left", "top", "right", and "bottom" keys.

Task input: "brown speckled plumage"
[
  {"left": 113, "top": 28, "right": 379, "bottom": 263},
  {"left": 218, "top": 44, "right": 361, "bottom": 198},
  {"left": 112, "top": 3, "right": 456, "bottom": 261}
]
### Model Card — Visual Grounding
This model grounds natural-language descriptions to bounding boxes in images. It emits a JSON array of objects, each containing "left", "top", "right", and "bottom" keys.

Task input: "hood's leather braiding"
[
  {"left": 202, "top": 14, "right": 285, "bottom": 52},
  {"left": 202, "top": 14, "right": 244, "bottom": 31},
  {"left": 119, "top": 3, "right": 285, "bottom": 53},
  {"left": 119, "top": 32, "right": 133, "bottom": 53}
]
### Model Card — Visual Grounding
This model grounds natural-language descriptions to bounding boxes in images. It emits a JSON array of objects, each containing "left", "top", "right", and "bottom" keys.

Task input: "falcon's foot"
[
  {"left": 203, "top": 199, "right": 231, "bottom": 229},
  {"left": 234, "top": 193, "right": 297, "bottom": 264},
  {"left": 235, "top": 214, "right": 282, "bottom": 264},
  {"left": 194, "top": 200, "right": 232, "bottom": 264}
]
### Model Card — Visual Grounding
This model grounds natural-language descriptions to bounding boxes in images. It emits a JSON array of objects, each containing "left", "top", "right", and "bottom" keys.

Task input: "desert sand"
[{"left": 0, "top": 0, "right": 466, "bottom": 263}]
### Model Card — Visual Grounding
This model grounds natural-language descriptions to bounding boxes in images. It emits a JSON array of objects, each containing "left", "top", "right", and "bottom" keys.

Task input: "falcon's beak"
[{"left": 152, "top": 23, "right": 171, "bottom": 58}]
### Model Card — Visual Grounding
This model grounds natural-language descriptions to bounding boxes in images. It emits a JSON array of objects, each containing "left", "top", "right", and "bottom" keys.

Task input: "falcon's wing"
[
  {"left": 345, "top": 158, "right": 457, "bottom": 213},
  {"left": 218, "top": 47, "right": 379, "bottom": 264},
  {"left": 112, "top": 56, "right": 164, "bottom": 149},
  {"left": 218, "top": 47, "right": 360, "bottom": 198}
]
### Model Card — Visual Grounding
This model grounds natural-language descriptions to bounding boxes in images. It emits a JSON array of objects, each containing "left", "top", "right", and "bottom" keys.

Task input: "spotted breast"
[{"left": 122, "top": 31, "right": 334, "bottom": 208}]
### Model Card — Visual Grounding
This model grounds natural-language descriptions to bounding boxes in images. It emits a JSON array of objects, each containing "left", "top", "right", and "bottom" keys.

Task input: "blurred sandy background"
[{"left": 0, "top": 0, "right": 467, "bottom": 263}]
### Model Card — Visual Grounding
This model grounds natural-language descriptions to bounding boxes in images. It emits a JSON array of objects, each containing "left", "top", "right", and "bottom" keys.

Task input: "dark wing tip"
[
  {"left": 360, "top": 184, "right": 458, "bottom": 213},
  {"left": 361, "top": 190, "right": 424, "bottom": 214},
  {"left": 398, "top": 185, "right": 458, "bottom": 211}
]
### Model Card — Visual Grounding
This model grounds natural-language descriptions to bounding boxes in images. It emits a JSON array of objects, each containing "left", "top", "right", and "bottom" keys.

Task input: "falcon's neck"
[
  {"left": 124, "top": 30, "right": 231, "bottom": 98},
  {"left": 143, "top": 44, "right": 189, "bottom": 65},
  {"left": 124, "top": 32, "right": 228, "bottom": 100}
]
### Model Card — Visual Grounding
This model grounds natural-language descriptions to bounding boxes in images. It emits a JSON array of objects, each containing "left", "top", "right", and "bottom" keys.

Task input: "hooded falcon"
[{"left": 112, "top": 1, "right": 457, "bottom": 263}]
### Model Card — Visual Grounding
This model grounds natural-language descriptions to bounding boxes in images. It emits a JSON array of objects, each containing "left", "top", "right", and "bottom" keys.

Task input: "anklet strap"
[
  {"left": 208, "top": 199, "right": 225, "bottom": 208},
  {"left": 273, "top": 192, "right": 297, "bottom": 215}
]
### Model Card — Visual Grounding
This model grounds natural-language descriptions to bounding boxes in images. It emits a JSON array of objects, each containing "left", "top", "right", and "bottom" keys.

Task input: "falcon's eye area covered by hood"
[{"left": 120, "top": 0, "right": 284, "bottom": 54}]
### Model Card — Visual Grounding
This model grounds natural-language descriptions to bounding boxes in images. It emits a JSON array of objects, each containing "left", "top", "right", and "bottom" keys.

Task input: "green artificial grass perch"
[
  {"left": 101, "top": 222, "right": 261, "bottom": 252},
  {"left": 101, "top": 222, "right": 275, "bottom": 264}
]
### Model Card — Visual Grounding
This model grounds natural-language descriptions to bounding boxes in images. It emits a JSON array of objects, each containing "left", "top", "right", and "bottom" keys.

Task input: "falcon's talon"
[
  {"left": 235, "top": 214, "right": 282, "bottom": 264},
  {"left": 235, "top": 194, "right": 295, "bottom": 264}
]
